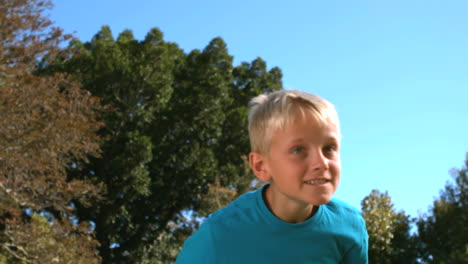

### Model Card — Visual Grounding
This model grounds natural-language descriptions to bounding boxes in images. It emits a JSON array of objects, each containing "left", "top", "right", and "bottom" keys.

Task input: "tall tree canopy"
[
  {"left": 361, "top": 189, "right": 417, "bottom": 264},
  {"left": 0, "top": 0, "right": 104, "bottom": 263},
  {"left": 52, "top": 26, "right": 283, "bottom": 262},
  {"left": 417, "top": 154, "right": 468, "bottom": 263},
  {"left": 361, "top": 153, "right": 468, "bottom": 264}
]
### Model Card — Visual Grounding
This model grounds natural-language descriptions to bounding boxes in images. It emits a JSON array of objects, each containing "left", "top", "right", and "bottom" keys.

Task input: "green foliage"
[
  {"left": 389, "top": 212, "right": 418, "bottom": 263},
  {"left": 361, "top": 190, "right": 418, "bottom": 264},
  {"left": 137, "top": 220, "right": 192, "bottom": 264},
  {"left": 139, "top": 228, "right": 183, "bottom": 264},
  {"left": 362, "top": 154, "right": 468, "bottom": 264},
  {"left": 362, "top": 190, "right": 396, "bottom": 263},
  {"left": 416, "top": 154, "right": 468, "bottom": 264},
  {"left": 52, "top": 26, "right": 282, "bottom": 262}
]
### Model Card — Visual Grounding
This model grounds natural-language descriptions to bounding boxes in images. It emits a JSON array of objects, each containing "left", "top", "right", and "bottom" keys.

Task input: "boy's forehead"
[
  {"left": 275, "top": 114, "right": 340, "bottom": 140},
  {"left": 285, "top": 110, "right": 336, "bottom": 129},
  {"left": 281, "top": 118, "right": 338, "bottom": 133}
]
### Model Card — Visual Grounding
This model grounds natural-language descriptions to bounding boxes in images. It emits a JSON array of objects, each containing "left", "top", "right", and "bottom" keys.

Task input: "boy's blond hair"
[{"left": 248, "top": 90, "right": 340, "bottom": 154}]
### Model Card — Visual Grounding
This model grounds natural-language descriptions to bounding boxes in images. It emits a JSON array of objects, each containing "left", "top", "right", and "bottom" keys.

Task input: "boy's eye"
[
  {"left": 291, "top": 147, "right": 304, "bottom": 154},
  {"left": 324, "top": 145, "right": 337, "bottom": 153}
]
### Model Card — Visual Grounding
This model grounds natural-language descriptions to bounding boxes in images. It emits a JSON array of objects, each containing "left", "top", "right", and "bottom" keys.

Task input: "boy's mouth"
[{"left": 304, "top": 179, "right": 328, "bottom": 185}]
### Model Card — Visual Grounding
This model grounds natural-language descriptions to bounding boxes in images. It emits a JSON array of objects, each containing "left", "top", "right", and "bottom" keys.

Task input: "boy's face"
[{"left": 251, "top": 114, "right": 341, "bottom": 208}]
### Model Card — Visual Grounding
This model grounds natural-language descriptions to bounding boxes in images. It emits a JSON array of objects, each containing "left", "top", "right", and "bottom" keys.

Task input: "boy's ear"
[{"left": 249, "top": 151, "right": 271, "bottom": 182}]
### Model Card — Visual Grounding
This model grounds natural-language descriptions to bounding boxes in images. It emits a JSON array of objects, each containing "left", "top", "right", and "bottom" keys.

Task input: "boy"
[{"left": 175, "top": 90, "right": 368, "bottom": 263}]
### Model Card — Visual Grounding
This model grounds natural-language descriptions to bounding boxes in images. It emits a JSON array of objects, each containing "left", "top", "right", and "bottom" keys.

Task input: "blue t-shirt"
[{"left": 176, "top": 184, "right": 368, "bottom": 264}]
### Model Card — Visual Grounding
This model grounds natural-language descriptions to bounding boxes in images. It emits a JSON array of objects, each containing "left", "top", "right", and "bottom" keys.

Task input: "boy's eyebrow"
[
  {"left": 325, "top": 135, "right": 340, "bottom": 144},
  {"left": 326, "top": 133, "right": 339, "bottom": 141},
  {"left": 287, "top": 134, "right": 339, "bottom": 144}
]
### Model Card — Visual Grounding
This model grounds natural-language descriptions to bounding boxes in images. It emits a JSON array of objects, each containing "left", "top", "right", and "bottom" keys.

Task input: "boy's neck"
[{"left": 262, "top": 184, "right": 318, "bottom": 223}]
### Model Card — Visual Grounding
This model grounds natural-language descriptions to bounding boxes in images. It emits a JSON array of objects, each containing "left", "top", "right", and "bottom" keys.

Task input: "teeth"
[{"left": 305, "top": 180, "right": 327, "bottom": 185}]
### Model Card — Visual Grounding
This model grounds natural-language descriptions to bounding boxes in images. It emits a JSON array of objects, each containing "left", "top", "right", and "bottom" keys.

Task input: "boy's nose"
[{"left": 310, "top": 150, "right": 329, "bottom": 172}]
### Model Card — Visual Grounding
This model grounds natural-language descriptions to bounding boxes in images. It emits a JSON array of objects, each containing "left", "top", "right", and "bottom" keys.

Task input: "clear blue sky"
[{"left": 50, "top": 0, "right": 468, "bottom": 218}]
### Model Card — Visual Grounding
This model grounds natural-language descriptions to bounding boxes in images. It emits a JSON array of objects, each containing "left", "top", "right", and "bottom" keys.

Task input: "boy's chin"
[{"left": 308, "top": 195, "right": 334, "bottom": 206}]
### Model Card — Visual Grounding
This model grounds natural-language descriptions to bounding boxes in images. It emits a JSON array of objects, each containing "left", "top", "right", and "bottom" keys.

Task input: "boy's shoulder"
[
  {"left": 206, "top": 187, "right": 259, "bottom": 224},
  {"left": 324, "top": 198, "right": 366, "bottom": 232},
  {"left": 326, "top": 198, "right": 362, "bottom": 216}
]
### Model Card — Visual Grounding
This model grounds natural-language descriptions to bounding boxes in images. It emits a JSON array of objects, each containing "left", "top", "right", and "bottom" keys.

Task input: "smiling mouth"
[{"left": 304, "top": 180, "right": 328, "bottom": 185}]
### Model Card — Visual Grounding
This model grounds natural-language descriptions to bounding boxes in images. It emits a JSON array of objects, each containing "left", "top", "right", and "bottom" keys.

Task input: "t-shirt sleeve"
[
  {"left": 342, "top": 215, "right": 369, "bottom": 264},
  {"left": 175, "top": 221, "right": 216, "bottom": 264},
  {"left": 342, "top": 237, "right": 368, "bottom": 264}
]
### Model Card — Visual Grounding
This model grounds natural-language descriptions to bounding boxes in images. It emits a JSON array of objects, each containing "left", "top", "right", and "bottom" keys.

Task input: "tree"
[
  {"left": 137, "top": 179, "right": 237, "bottom": 264},
  {"left": 0, "top": 0, "right": 104, "bottom": 262},
  {"left": 53, "top": 26, "right": 282, "bottom": 262},
  {"left": 416, "top": 154, "right": 468, "bottom": 264},
  {"left": 50, "top": 26, "right": 184, "bottom": 263},
  {"left": 0, "top": 213, "right": 101, "bottom": 264},
  {"left": 390, "top": 211, "right": 418, "bottom": 263},
  {"left": 361, "top": 190, "right": 417, "bottom": 264}
]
